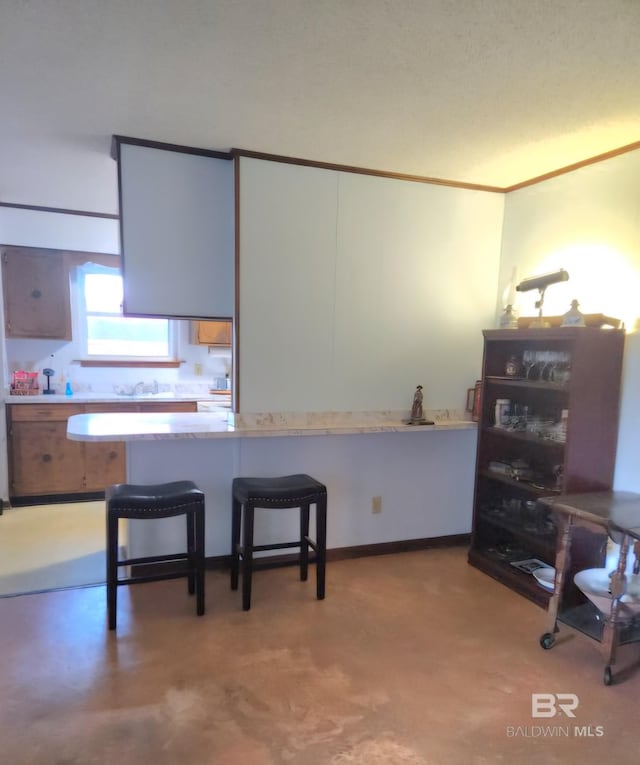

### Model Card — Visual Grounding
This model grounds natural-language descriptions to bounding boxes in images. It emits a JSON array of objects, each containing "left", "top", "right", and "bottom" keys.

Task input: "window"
[{"left": 78, "top": 263, "right": 174, "bottom": 359}]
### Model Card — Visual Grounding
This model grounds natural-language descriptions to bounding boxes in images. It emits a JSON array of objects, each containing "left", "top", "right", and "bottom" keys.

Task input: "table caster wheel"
[
  {"left": 603, "top": 666, "right": 613, "bottom": 686},
  {"left": 540, "top": 633, "right": 555, "bottom": 650}
]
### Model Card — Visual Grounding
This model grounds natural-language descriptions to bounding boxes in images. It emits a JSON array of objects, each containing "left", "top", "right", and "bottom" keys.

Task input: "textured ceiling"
[{"left": 1, "top": 0, "right": 639, "bottom": 215}]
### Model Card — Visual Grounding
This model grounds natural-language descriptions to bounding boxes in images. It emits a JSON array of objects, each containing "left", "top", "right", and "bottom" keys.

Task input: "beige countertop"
[
  {"left": 67, "top": 408, "right": 475, "bottom": 442},
  {"left": 5, "top": 392, "right": 229, "bottom": 405}
]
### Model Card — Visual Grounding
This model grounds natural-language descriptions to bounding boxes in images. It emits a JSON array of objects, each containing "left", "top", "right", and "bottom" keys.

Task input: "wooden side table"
[{"left": 538, "top": 491, "right": 640, "bottom": 685}]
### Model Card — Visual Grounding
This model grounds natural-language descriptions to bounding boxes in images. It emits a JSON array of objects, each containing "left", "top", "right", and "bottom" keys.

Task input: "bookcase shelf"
[{"left": 468, "top": 327, "right": 625, "bottom": 607}]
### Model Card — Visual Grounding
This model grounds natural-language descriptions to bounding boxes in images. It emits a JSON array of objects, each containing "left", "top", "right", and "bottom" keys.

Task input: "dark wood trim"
[
  {"left": 0, "top": 201, "right": 118, "bottom": 220},
  {"left": 112, "top": 134, "right": 234, "bottom": 161},
  {"left": 325, "top": 533, "right": 471, "bottom": 560},
  {"left": 77, "top": 360, "right": 183, "bottom": 368},
  {"left": 503, "top": 139, "right": 640, "bottom": 192},
  {"left": 232, "top": 149, "right": 504, "bottom": 193},
  {"left": 8, "top": 491, "right": 104, "bottom": 507},
  {"left": 233, "top": 154, "right": 241, "bottom": 413},
  {"left": 133, "top": 534, "right": 471, "bottom": 578}
]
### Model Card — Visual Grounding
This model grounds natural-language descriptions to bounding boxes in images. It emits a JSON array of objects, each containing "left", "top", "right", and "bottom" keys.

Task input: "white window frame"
[{"left": 75, "top": 262, "right": 178, "bottom": 361}]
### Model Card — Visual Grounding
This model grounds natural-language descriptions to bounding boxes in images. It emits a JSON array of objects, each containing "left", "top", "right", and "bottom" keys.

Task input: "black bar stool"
[
  {"left": 230, "top": 473, "right": 327, "bottom": 610},
  {"left": 106, "top": 480, "right": 205, "bottom": 630}
]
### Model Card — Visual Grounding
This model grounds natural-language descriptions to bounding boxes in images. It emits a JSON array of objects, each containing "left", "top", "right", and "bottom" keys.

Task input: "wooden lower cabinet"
[
  {"left": 10, "top": 419, "right": 87, "bottom": 495},
  {"left": 83, "top": 442, "right": 126, "bottom": 493},
  {"left": 7, "top": 401, "right": 197, "bottom": 501}
]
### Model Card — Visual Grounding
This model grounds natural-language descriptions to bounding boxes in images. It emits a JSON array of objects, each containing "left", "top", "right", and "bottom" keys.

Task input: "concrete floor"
[{"left": 1, "top": 546, "right": 638, "bottom": 764}]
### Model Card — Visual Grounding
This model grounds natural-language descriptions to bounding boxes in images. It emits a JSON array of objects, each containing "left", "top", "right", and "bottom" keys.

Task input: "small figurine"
[
  {"left": 411, "top": 385, "right": 424, "bottom": 421},
  {"left": 499, "top": 304, "right": 519, "bottom": 329},
  {"left": 561, "top": 299, "right": 586, "bottom": 327}
]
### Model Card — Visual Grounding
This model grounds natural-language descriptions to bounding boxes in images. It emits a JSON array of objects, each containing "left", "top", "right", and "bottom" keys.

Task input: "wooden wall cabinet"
[
  {"left": 2, "top": 247, "right": 72, "bottom": 339},
  {"left": 6, "top": 401, "right": 197, "bottom": 502},
  {"left": 190, "top": 320, "right": 232, "bottom": 346},
  {"left": 468, "top": 327, "right": 625, "bottom": 607}
]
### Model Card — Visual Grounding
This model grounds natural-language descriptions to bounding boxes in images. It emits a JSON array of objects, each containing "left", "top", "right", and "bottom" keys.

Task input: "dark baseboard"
[
  {"left": 133, "top": 533, "right": 471, "bottom": 578},
  {"left": 9, "top": 492, "right": 105, "bottom": 508},
  {"left": 325, "top": 533, "right": 471, "bottom": 561}
]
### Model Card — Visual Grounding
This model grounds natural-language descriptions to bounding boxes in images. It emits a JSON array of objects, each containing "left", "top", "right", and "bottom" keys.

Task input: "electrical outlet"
[
  {"left": 372, "top": 496, "right": 382, "bottom": 514},
  {"left": 194, "top": 363, "right": 203, "bottom": 376}
]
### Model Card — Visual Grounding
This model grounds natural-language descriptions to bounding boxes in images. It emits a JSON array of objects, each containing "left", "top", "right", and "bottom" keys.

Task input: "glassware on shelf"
[
  {"left": 550, "top": 351, "right": 571, "bottom": 384},
  {"left": 494, "top": 398, "right": 511, "bottom": 428},
  {"left": 522, "top": 350, "right": 536, "bottom": 379},
  {"left": 521, "top": 349, "right": 571, "bottom": 383},
  {"left": 539, "top": 350, "right": 564, "bottom": 381}
]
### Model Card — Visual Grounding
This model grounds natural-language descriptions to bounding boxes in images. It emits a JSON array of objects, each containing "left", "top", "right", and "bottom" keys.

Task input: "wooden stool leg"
[
  {"left": 242, "top": 504, "right": 255, "bottom": 611},
  {"left": 230, "top": 496, "right": 242, "bottom": 590},
  {"left": 300, "top": 504, "right": 310, "bottom": 581},
  {"left": 195, "top": 504, "right": 205, "bottom": 616},
  {"left": 107, "top": 511, "right": 119, "bottom": 630},
  {"left": 315, "top": 494, "right": 327, "bottom": 600},
  {"left": 186, "top": 511, "right": 196, "bottom": 595}
]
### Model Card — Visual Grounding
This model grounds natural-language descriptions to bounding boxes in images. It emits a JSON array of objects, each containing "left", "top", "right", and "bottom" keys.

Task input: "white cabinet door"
[{"left": 117, "top": 140, "right": 234, "bottom": 319}]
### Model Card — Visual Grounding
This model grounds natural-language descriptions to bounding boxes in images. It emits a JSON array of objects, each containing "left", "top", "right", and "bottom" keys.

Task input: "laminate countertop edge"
[{"left": 67, "top": 410, "right": 477, "bottom": 442}]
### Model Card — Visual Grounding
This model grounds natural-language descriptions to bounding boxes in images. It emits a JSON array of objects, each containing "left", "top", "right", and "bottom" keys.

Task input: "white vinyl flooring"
[{"left": 0, "top": 500, "right": 123, "bottom": 596}]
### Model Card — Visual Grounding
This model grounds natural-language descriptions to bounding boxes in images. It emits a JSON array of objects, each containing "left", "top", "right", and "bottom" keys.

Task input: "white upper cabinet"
[
  {"left": 238, "top": 156, "right": 505, "bottom": 413},
  {"left": 115, "top": 138, "right": 234, "bottom": 319}
]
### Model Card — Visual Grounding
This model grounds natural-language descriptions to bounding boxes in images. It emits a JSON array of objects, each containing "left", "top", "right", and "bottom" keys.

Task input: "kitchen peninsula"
[{"left": 68, "top": 408, "right": 478, "bottom": 561}]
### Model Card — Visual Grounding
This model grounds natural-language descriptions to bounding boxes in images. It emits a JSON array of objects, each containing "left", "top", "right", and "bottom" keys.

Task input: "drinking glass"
[{"left": 522, "top": 350, "right": 536, "bottom": 379}]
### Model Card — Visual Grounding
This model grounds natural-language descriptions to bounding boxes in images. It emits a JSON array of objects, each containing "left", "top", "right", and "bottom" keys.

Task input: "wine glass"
[
  {"left": 537, "top": 350, "right": 552, "bottom": 381},
  {"left": 522, "top": 350, "right": 536, "bottom": 379}
]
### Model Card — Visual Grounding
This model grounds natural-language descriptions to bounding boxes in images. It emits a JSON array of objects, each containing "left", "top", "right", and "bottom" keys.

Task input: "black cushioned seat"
[
  {"left": 231, "top": 473, "right": 327, "bottom": 610},
  {"left": 106, "top": 480, "right": 205, "bottom": 630}
]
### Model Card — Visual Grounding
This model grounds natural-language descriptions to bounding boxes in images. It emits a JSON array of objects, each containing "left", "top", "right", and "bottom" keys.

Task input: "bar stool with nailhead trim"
[
  {"left": 230, "top": 474, "right": 327, "bottom": 610},
  {"left": 106, "top": 480, "right": 205, "bottom": 630}
]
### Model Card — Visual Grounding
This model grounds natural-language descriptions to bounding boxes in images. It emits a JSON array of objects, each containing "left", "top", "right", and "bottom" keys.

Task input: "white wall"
[
  {"left": 126, "top": 428, "right": 478, "bottom": 558},
  {"left": 498, "top": 149, "right": 640, "bottom": 491},
  {"left": 498, "top": 152, "right": 640, "bottom": 328},
  {"left": 238, "top": 158, "right": 505, "bottom": 412},
  {"left": 0, "top": 206, "right": 119, "bottom": 253}
]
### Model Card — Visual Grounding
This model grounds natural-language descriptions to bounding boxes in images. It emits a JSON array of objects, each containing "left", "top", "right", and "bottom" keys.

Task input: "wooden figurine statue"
[{"left": 411, "top": 385, "right": 424, "bottom": 421}]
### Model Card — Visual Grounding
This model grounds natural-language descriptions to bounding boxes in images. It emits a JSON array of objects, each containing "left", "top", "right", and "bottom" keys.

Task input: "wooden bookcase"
[{"left": 468, "top": 327, "right": 625, "bottom": 607}]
